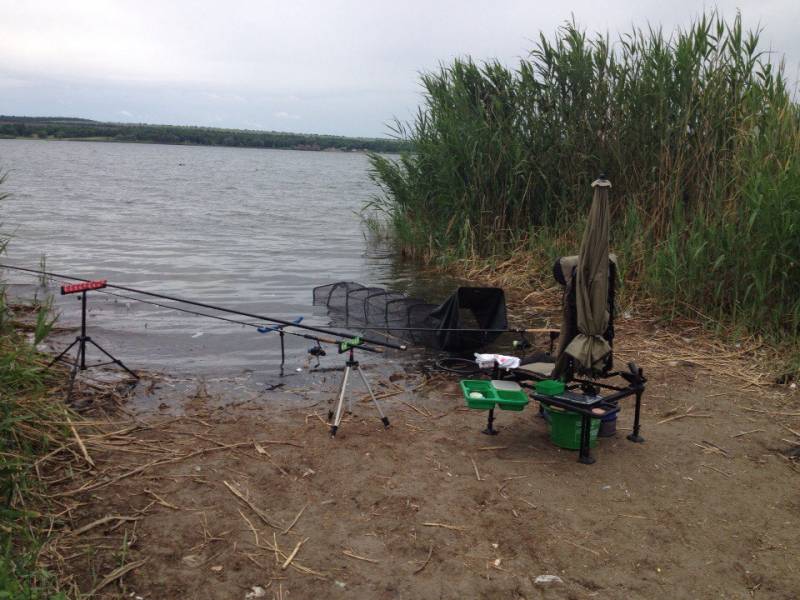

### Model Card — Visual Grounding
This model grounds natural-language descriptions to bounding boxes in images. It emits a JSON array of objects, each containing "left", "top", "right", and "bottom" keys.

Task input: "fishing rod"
[
  {"left": 0, "top": 263, "right": 406, "bottom": 351},
  {"left": 35, "top": 270, "right": 381, "bottom": 375},
  {"left": 56, "top": 275, "right": 340, "bottom": 344},
  {"left": 331, "top": 324, "right": 559, "bottom": 334},
  {"left": 84, "top": 285, "right": 373, "bottom": 373},
  {"left": 93, "top": 285, "right": 346, "bottom": 347}
]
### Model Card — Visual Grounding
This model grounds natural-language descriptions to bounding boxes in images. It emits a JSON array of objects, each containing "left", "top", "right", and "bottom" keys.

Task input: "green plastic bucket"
[{"left": 544, "top": 406, "right": 600, "bottom": 450}]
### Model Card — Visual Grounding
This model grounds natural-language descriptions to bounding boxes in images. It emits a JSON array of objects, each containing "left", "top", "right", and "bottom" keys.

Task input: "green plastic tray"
[
  {"left": 495, "top": 388, "right": 529, "bottom": 411},
  {"left": 460, "top": 380, "right": 496, "bottom": 410},
  {"left": 535, "top": 379, "right": 566, "bottom": 396}
]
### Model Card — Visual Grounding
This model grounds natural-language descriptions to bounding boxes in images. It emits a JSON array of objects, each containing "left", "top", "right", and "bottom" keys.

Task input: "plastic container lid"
[{"left": 491, "top": 380, "right": 522, "bottom": 391}]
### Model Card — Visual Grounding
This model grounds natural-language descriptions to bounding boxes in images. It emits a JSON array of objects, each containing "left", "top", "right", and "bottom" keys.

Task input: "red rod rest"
[{"left": 61, "top": 279, "right": 107, "bottom": 295}]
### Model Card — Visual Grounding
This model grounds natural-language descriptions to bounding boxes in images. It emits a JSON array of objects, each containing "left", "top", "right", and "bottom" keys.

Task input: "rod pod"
[
  {"left": 327, "top": 348, "right": 389, "bottom": 436},
  {"left": 48, "top": 289, "right": 138, "bottom": 400}
]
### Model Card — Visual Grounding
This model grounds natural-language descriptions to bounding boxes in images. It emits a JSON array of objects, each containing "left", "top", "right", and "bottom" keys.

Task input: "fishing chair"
[
  {"left": 507, "top": 255, "right": 647, "bottom": 464},
  {"left": 514, "top": 255, "right": 616, "bottom": 381}
]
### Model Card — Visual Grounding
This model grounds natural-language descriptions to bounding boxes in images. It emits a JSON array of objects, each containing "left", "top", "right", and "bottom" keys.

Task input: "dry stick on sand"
[
  {"left": 66, "top": 414, "right": 95, "bottom": 468},
  {"left": 700, "top": 463, "right": 733, "bottom": 478},
  {"left": 282, "top": 502, "right": 309, "bottom": 535},
  {"left": 359, "top": 389, "right": 404, "bottom": 403},
  {"left": 471, "top": 458, "right": 483, "bottom": 481},
  {"left": 422, "top": 522, "right": 466, "bottom": 532},
  {"left": 413, "top": 545, "right": 434, "bottom": 575},
  {"left": 699, "top": 440, "right": 730, "bottom": 456},
  {"left": 563, "top": 538, "right": 601, "bottom": 557},
  {"left": 342, "top": 550, "right": 380, "bottom": 564},
  {"left": 782, "top": 424, "right": 800, "bottom": 438},
  {"left": 281, "top": 538, "right": 308, "bottom": 570},
  {"left": 223, "top": 481, "right": 284, "bottom": 530},
  {"left": 144, "top": 488, "right": 181, "bottom": 510},
  {"left": 69, "top": 515, "right": 140, "bottom": 536},
  {"left": 657, "top": 412, "right": 712, "bottom": 425},
  {"left": 238, "top": 509, "right": 260, "bottom": 546},
  {"left": 88, "top": 558, "right": 148, "bottom": 596},
  {"left": 403, "top": 401, "right": 432, "bottom": 418},
  {"left": 732, "top": 429, "right": 765, "bottom": 438},
  {"left": 741, "top": 407, "right": 800, "bottom": 417}
]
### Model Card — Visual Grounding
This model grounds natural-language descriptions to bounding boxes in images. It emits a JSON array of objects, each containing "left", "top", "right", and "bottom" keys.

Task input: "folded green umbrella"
[{"left": 564, "top": 177, "right": 612, "bottom": 373}]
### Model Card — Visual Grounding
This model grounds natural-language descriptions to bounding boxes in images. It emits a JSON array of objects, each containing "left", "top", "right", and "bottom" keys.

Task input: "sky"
[{"left": 1, "top": 1, "right": 798, "bottom": 138}]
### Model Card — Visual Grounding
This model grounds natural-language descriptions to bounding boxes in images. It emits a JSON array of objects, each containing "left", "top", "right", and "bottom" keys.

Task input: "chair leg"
[
  {"left": 482, "top": 408, "right": 498, "bottom": 435},
  {"left": 627, "top": 390, "right": 645, "bottom": 443},
  {"left": 578, "top": 414, "right": 595, "bottom": 464}
]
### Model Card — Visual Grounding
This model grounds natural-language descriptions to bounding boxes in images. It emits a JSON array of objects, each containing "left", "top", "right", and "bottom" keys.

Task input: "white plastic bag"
[{"left": 474, "top": 353, "right": 520, "bottom": 370}]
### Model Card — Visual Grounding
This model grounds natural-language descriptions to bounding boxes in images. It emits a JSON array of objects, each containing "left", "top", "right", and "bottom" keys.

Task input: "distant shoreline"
[
  {"left": 0, "top": 135, "right": 397, "bottom": 154},
  {"left": 0, "top": 115, "right": 409, "bottom": 154}
]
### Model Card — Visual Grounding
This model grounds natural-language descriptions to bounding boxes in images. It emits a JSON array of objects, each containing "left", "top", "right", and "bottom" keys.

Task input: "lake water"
[{"left": 0, "top": 139, "right": 459, "bottom": 379}]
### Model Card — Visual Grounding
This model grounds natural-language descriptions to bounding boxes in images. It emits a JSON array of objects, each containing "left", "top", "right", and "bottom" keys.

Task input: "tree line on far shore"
[{"left": 0, "top": 115, "right": 408, "bottom": 153}]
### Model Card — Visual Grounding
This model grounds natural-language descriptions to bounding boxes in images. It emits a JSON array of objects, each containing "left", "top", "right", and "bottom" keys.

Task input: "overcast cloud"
[{"left": 1, "top": 1, "right": 798, "bottom": 137}]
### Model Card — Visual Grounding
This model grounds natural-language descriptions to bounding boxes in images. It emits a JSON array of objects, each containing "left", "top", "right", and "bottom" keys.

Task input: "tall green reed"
[{"left": 369, "top": 12, "right": 800, "bottom": 342}]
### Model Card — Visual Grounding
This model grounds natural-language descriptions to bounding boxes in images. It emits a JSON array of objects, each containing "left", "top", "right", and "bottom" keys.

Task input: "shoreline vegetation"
[
  {"left": 0, "top": 299, "right": 72, "bottom": 598},
  {"left": 367, "top": 13, "right": 800, "bottom": 373},
  {"left": 0, "top": 115, "right": 409, "bottom": 154},
  {"left": 1, "top": 172, "right": 74, "bottom": 597}
]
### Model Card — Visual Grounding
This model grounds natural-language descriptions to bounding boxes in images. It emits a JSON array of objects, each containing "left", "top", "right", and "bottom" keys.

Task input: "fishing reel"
[
  {"left": 307, "top": 342, "right": 326, "bottom": 368},
  {"left": 512, "top": 338, "right": 531, "bottom": 351},
  {"left": 512, "top": 332, "right": 532, "bottom": 353}
]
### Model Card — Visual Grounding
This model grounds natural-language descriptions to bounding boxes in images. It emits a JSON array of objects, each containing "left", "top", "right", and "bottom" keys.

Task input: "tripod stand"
[
  {"left": 48, "top": 286, "right": 138, "bottom": 382},
  {"left": 328, "top": 345, "right": 389, "bottom": 437}
]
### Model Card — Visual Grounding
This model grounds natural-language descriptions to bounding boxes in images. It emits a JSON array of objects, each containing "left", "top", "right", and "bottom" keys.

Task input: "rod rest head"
[{"left": 620, "top": 362, "right": 646, "bottom": 385}]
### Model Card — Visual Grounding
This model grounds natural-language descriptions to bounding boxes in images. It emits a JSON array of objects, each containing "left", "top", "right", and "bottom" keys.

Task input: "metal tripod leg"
[
  {"left": 329, "top": 365, "right": 351, "bottom": 437},
  {"left": 279, "top": 331, "right": 285, "bottom": 377},
  {"left": 87, "top": 338, "right": 139, "bottom": 379},
  {"left": 355, "top": 365, "right": 390, "bottom": 428},
  {"left": 48, "top": 337, "right": 80, "bottom": 368}
]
